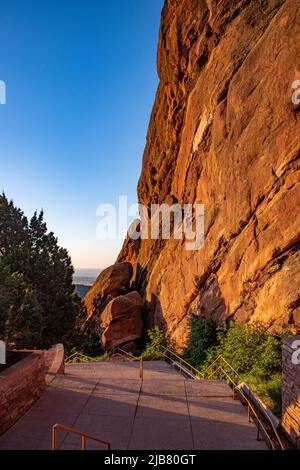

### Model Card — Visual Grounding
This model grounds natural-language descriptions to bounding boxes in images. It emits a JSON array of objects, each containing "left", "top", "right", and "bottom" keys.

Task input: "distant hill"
[
  {"left": 73, "top": 269, "right": 102, "bottom": 299},
  {"left": 74, "top": 268, "right": 101, "bottom": 284},
  {"left": 74, "top": 276, "right": 97, "bottom": 286},
  {"left": 75, "top": 284, "right": 91, "bottom": 299}
]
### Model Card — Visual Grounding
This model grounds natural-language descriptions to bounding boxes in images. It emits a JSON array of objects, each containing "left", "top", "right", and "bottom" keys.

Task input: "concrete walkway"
[{"left": 0, "top": 361, "right": 267, "bottom": 450}]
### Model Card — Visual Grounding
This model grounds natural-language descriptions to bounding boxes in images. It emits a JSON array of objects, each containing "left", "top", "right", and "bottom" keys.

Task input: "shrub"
[
  {"left": 142, "top": 326, "right": 166, "bottom": 360},
  {"left": 251, "top": 335, "right": 282, "bottom": 379},
  {"left": 217, "top": 323, "right": 266, "bottom": 375},
  {"left": 183, "top": 314, "right": 284, "bottom": 415},
  {"left": 183, "top": 315, "right": 218, "bottom": 368},
  {"left": 243, "top": 373, "right": 282, "bottom": 417}
]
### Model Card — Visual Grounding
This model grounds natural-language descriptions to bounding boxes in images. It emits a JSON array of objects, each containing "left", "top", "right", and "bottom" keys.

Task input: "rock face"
[
  {"left": 85, "top": 262, "right": 133, "bottom": 320},
  {"left": 117, "top": 0, "right": 300, "bottom": 349},
  {"left": 101, "top": 291, "right": 144, "bottom": 352}
]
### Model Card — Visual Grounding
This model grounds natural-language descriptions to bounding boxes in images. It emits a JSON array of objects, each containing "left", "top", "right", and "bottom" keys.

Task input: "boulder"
[
  {"left": 84, "top": 262, "right": 133, "bottom": 320},
  {"left": 101, "top": 291, "right": 144, "bottom": 352}
]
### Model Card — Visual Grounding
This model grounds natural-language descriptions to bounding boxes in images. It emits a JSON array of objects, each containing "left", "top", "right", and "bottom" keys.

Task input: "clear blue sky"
[{"left": 0, "top": 0, "right": 163, "bottom": 270}]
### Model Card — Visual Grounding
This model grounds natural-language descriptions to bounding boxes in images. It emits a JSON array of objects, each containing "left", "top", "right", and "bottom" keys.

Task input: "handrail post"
[
  {"left": 256, "top": 421, "right": 260, "bottom": 441},
  {"left": 269, "top": 437, "right": 273, "bottom": 450},
  {"left": 140, "top": 356, "right": 144, "bottom": 379},
  {"left": 52, "top": 424, "right": 111, "bottom": 451},
  {"left": 52, "top": 425, "right": 57, "bottom": 451}
]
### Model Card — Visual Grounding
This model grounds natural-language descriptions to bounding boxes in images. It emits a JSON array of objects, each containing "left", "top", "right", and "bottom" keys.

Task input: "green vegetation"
[
  {"left": 183, "top": 314, "right": 286, "bottom": 416},
  {"left": 0, "top": 265, "right": 43, "bottom": 348},
  {"left": 134, "top": 316, "right": 284, "bottom": 416},
  {"left": 183, "top": 316, "right": 218, "bottom": 366},
  {"left": 66, "top": 352, "right": 110, "bottom": 364},
  {"left": 0, "top": 193, "right": 83, "bottom": 350},
  {"left": 142, "top": 326, "right": 167, "bottom": 360},
  {"left": 243, "top": 373, "right": 282, "bottom": 417}
]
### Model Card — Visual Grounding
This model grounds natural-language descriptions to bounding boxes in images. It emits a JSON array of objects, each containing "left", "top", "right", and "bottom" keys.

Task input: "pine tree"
[
  {"left": 28, "top": 211, "right": 80, "bottom": 347},
  {"left": 0, "top": 261, "right": 43, "bottom": 348},
  {"left": 0, "top": 193, "right": 83, "bottom": 349},
  {"left": 0, "top": 192, "right": 30, "bottom": 274}
]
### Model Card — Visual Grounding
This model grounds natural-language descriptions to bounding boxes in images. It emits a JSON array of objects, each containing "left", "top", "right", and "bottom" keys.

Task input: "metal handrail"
[
  {"left": 203, "top": 354, "right": 239, "bottom": 379},
  {"left": 201, "top": 355, "right": 285, "bottom": 450},
  {"left": 160, "top": 346, "right": 204, "bottom": 378},
  {"left": 113, "top": 347, "right": 136, "bottom": 361},
  {"left": 112, "top": 347, "right": 143, "bottom": 379},
  {"left": 161, "top": 347, "right": 284, "bottom": 450},
  {"left": 52, "top": 423, "right": 111, "bottom": 450},
  {"left": 215, "top": 365, "right": 283, "bottom": 450},
  {"left": 160, "top": 350, "right": 198, "bottom": 379},
  {"left": 172, "top": 361, "right": 199, "bottom": 379},
  {"left": 65, "top": 352, "right": 94, "bottom": 364}
]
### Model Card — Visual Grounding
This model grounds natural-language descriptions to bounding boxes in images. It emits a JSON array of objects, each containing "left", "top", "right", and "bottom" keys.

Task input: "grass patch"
[{"left": 243, "top": 373, "right": 282, "bottom": 417}]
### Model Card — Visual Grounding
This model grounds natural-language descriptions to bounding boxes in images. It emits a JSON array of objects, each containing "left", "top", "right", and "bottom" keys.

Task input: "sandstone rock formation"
[
  {"left": 116, "top": 0, "right": 300, "bottom": 349},
  {"left": 101, "top": 291, "right": 144, "bottom": 352},
  {"left": 84, "top": 262, "right": 145, "bottom": 352},
  {"left": 85, "top": 262, "right": 133, "bottom": 320}
]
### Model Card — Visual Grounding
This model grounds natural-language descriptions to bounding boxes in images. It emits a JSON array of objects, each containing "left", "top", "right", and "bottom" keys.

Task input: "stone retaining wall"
[
  {"left": 44, "top": 344, "right": 65, "bottom": 375},
  {"left": 282, "top": 335, "right": 300, "bottom": 449},
  {"left": 0, "top": 351, "right": 45, "bottom": 435}
]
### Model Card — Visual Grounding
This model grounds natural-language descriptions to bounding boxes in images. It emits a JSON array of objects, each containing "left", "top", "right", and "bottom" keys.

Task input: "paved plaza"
[{"left": 0, "top": 361, "right": 266, "bottom": 450}]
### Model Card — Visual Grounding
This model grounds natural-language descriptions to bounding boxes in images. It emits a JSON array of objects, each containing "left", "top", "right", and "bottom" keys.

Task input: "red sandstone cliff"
[{"left": 87, "top": 0, "right": 300, "bottom": 350}]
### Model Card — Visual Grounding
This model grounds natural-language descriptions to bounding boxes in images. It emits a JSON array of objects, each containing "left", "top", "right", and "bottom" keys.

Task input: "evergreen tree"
[
  {"left": 0, "top": 193, "right": 83, "bottom": 349},
  {"left": 0, "top": 260, "right": 43, "bottom": 348},
  {"left": 0, "top": 193, "right": 30, "bottom": 273},
  {"left": 28, "top": 211, "right": 80, "bottom": 347}
]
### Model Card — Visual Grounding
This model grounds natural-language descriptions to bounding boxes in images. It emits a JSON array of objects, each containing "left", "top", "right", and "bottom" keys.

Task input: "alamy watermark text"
[
  {"left": 0, "top": 80, "right": 6, "bottom": 104},
  {"left": 96, "top": 196, "right": 205, "bottom": 251}
]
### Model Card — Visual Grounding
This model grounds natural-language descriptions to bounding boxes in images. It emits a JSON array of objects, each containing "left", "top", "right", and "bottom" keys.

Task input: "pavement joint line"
[
  {"left": 184, "top": 380, "right": 195, "bottom": 450},
  {"left": 58, "top": 374, "right": 101, "bottom": 450},
  {"left": 126, "top": 378, "right": 143, "bottom": 450}
]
